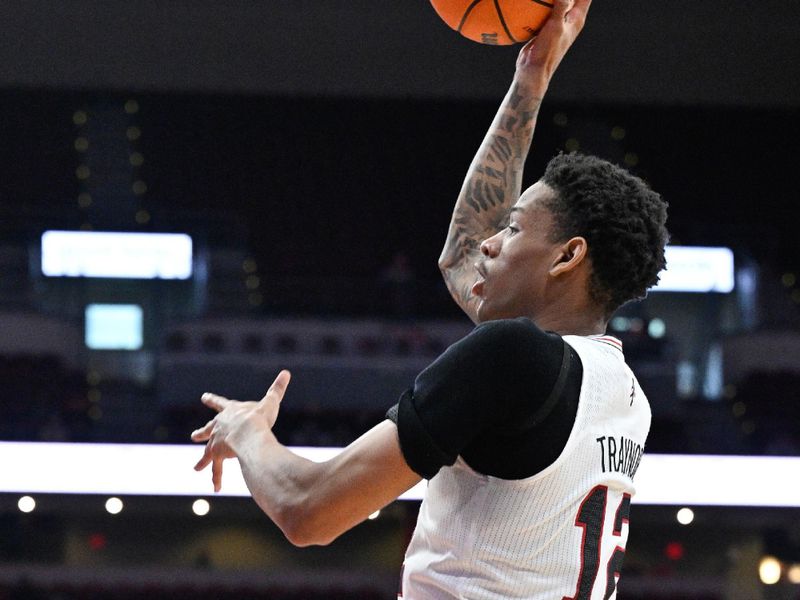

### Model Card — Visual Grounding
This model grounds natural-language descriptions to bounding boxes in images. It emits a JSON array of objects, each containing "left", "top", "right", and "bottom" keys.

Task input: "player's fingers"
[
  {"left": 194, "top": 445, "right": 213, "bottom": 471},
  {"left": 259, "top": 370, "right": 292, "bottom": 406},
  {"left": 212, "top": 458, "right": 223, "bottom": 492},
  {"left": 190, "top": 420, "right": 215, "bottom": 442},
  {"left": 201, "top": 392, "right": 232, "bottom": 412}
]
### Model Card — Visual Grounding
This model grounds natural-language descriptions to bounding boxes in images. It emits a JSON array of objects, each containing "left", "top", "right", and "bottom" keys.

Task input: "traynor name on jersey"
[{"left": 596, "top": 435, "right": 644, "bottom": 479}]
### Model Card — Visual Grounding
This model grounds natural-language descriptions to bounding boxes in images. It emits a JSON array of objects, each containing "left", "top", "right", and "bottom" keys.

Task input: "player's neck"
[{"left": 532, "top": 304, "right": 607, "bottom": 337}]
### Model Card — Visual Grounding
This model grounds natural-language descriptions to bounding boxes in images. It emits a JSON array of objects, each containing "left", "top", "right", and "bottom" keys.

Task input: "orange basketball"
[{"left": 430, "top": 0, "right": 553, "bottom": 45}]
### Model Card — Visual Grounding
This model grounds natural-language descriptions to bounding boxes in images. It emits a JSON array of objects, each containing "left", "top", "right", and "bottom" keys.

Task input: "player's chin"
[
  {"left": 475, "top": 299, "right": 489, "bottom": 323},
  {"left": 479, "top": 299, "right": 525, "bottom": 324},
  {"left": 476, "top": 299, "right": 500, "bottom": 323}
]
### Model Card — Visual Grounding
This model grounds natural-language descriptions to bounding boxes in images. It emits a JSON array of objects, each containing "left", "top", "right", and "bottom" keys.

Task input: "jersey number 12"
[{"left": 563, "top": 485, "right": 631, "bottom": 600}]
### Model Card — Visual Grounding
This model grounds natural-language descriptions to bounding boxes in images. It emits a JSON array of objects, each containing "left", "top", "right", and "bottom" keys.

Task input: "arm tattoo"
[{"left": 439, "top": 82, "right": 542, "bottom": 318}]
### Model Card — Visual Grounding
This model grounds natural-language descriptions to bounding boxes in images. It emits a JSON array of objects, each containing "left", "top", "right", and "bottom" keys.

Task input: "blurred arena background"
[{"left": 1, "top": 1, "right": 800, "bottom": 598}]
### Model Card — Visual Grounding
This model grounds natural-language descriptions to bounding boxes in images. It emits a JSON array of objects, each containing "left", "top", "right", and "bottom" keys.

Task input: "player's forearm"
[
  {"left": 232, "top": 422, "right": 412, "bottom": 548},
  {"left": 441, "top": 78, "right": 544, "bottom": 262},
  {"left": 231, "top": 427, "right": 332, "bottom": 546},
  {"left": 438, "top": 78, "right": 545, "bottom": 310}
]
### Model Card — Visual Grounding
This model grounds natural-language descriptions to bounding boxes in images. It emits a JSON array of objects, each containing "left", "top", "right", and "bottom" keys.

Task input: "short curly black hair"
[{"left": 540, "top": 153, "right": 669, "bottom": 316}]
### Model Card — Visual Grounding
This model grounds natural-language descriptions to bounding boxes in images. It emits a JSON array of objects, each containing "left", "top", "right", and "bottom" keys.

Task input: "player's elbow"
[
  {"left": 284, "top": 527, "right": 337, "bottom": 548},
  {"left": 276, "top": 501, "right": 340, "bottom": 548},
  {"left": 437, "top": 252, "right": 456, "bottom": 274}
]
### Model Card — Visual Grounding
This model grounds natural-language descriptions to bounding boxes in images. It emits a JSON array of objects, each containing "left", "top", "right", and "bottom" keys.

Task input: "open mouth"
[
  {"left": 471, "top": 278, "right": 485, "bottom": 297},
  {"left": 472, "top": 262, "right": 487, "bottom": 297}
]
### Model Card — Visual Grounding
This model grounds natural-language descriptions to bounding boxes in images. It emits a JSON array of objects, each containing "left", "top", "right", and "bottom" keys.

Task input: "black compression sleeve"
[
  {"left": 394, "top": 389, "right": 454, "bottom": 479},
  {"left": 386, "top": 318, "right": 566, "bottom": 479}
]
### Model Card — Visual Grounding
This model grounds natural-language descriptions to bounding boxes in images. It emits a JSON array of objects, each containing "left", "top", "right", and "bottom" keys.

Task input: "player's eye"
[{"left": 507, "top": 224, "right": 519, "bottom": 235}]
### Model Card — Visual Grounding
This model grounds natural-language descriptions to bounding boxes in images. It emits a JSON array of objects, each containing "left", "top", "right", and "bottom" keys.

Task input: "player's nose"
[{"left": 480, "top": 232, "right": 501, "bottom": 258}]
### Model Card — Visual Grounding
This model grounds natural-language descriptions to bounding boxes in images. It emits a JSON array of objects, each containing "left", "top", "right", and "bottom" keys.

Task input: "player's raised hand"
[
  {"left": 191, "top": 370, "right": 292, "bottom": 492},
  {"left": 515, "top": 0, "right": 592, "bottom": 87},
  {"left": 255, "top": 368, "right": 291, "bottom": 430}
]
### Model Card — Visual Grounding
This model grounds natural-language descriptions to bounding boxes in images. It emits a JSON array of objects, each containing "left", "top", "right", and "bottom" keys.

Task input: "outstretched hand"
[
  {"left": 516, "top": 0, "right": 592, "bottom": 87},
  {"left": 191, "top": 370, "right": 291, "bottom": 492}
]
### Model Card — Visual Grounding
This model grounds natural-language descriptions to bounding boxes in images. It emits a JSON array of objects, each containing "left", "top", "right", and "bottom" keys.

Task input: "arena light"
[
  {"left": 676, "top": 507, "right": 694, "bottom": 525},
  {"left": 787, "top": 564, "right": 800, "bottom": 585},
  {"left": 652, "top": 246, "right": 734, "bottom": 293},
  {"left": 759, "top": 556, "right": 782, "bottom": 585},
  {"left": 105, "top": 497, "right": 124, "bottom": 514},
  {"left": 41, "top": 230, "right": 192, "bottom": 279},
  {"left": 18, "top": 495, "right": 36, "bottom": 513},
  {"left": 192, "top": 499, "right": 211, "bottom": 516},
  {"left": 2, "top": 442, "right": 800, "bottom": 507}
]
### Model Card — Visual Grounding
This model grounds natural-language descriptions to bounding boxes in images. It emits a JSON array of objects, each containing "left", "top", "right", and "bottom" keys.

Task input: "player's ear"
[{"left": 549, "top": 236, "right": 588, "bottom": 276}]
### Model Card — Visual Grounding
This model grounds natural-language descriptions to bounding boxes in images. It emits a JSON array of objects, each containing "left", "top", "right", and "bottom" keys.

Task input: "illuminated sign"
[
  {"left": 653, "top": 246, "right": 734, "bottom": 293},
  {"left": 85, "top": 304, "right": 143, "bottom": 350},
  {"left": 41, "top": 230, "right": 193, "bottom": 279}
]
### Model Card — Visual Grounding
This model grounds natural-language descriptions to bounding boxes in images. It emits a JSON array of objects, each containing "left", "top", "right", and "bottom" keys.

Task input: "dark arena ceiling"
[{"left": 0, "top": 0, "right": 798, "bottom": 107}]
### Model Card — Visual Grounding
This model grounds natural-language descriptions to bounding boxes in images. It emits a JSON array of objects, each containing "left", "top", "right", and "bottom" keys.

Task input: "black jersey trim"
[{"left": 517, "top": 338, "right": 572, "bottom": 430}]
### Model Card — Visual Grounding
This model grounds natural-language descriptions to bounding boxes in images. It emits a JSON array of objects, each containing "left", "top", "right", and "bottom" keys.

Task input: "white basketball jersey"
[{"left": 399, "top": 334, "right": 651, "bottom": 600}]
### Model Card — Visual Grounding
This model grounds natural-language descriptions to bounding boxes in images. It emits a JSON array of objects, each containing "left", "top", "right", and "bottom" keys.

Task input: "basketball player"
[{"left": 192, "top": 0, "right": 669, "bottom": 597}]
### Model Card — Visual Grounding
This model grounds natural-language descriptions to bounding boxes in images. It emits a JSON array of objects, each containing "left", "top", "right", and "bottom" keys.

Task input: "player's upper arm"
[
  {"left": 439, "top": 250, "right": 482, "bottom": 324},
  {"left": 387, "top": 317, "right": 565, "bottom": 479},
  {"left": 287, "top": 420, "right": 421, "bottom": 546}
]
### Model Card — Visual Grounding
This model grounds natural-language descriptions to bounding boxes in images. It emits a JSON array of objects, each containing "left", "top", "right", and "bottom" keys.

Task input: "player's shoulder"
[
  {"left": 474, "top": 316, "right": 556, "bottom": 339},
  {"left": 470, "top": 317, "right": 562, "bottom": 353}
]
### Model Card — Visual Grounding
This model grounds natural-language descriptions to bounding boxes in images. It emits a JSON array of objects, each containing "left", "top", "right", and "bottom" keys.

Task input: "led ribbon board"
[
  {"left": 2, "top": 442, "right": 799, "bottom": 507},
  {"left": 41, "top": 230, "right": 193, "bottom": 279}
]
